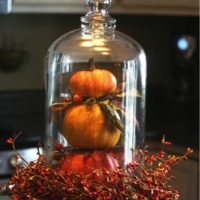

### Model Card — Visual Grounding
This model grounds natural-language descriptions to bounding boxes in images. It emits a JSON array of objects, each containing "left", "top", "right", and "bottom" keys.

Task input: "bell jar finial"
[
  {"left": 45, "top": 0, "right": 146, "bottom": 170},
  {"left": 81, "top": 0, "right": 116, "bottom": 35},
  {"left": 86, "top": 0, "right": 112, "bottom": 11}
]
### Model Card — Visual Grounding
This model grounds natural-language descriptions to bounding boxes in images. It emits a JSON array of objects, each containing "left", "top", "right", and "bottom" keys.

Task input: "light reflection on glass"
[{"left": 124, "top": 60, "right": 137, "bottom": 166}]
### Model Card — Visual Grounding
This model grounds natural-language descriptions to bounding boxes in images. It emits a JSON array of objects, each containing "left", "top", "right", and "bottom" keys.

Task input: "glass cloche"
[{"left": 45, "top": 0, "right": 146, "bottom": 173}]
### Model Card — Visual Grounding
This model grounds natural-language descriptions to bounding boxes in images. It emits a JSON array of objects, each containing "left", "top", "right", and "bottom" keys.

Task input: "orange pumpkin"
[
  {"left": 62, "top": 104, "right": 121, "bottom": 148},
  {"left": 61, "top": 151, "right": 119, "bottom": 176},
  {"left": 69, "top": 69, "right": 117, "bottom": 98}
]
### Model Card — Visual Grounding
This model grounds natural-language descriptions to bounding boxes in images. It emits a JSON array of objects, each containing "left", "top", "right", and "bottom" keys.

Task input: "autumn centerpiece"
[
  {"left": 0, "top": 0, "right": 194, "bottom": 198},
  {"left": 44, "top": 0, "right": 148, "bottom": 191}
]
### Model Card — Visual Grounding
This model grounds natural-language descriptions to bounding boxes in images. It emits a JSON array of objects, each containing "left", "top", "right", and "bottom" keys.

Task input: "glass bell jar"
[{"left": 45, "top": 0, "right": 146, "bottom": 172}]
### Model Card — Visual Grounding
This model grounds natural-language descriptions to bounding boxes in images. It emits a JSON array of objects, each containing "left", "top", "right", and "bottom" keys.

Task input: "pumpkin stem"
[{"left": 88, "top": 57, "right": 96, "bottom": 70}]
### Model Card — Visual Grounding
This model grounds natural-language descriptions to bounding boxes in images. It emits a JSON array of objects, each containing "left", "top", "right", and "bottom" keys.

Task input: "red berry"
[
  {"left": 63, "top": 97, "right": 72, "bottom": 103},
  {"left": 12, "top": 196, "right": 20, "bottom": 200},
  {"left": 73, "top": 94, "right": 83, "bottom": 103},
  {"left": 55, "top": 143, "right": 63, "bottom": 151}
]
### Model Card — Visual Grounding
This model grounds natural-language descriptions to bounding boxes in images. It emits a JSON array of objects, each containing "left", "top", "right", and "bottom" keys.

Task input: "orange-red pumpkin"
[
  {"left": 62, "top": 104, "right": 121, "bottom": 148},
  {"left": 69, "top": 69, "right": 117, "bottom": 98},
  {"left": 61, "top": 151, "right": 119, "bottom": 176}
]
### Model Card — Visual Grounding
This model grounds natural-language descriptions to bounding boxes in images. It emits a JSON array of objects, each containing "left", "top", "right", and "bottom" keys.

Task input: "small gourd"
[
  {"left": 69, "top": 58, "right": 117, "bottom": 98},
  {"left": 61, "top": 151, "right": 119, "bottom": 175},
  {"left": 62, "top": 104, "right": 121, "bottom": 148}
]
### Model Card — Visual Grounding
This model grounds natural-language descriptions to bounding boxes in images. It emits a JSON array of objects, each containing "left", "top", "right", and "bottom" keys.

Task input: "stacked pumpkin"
[{"left": 61, "top": 59, "right": 122, "bottom": 175}]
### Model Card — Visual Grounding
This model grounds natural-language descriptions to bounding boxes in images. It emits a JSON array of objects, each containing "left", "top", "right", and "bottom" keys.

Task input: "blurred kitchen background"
[{"left": 0, "top": 0, "right": 199, "bottom": 199}]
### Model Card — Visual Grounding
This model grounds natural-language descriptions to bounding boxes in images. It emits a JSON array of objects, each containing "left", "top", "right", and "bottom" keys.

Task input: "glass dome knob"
[
  {"left": 81, "top": 0, "right": 116, "bottom": 34},
  {"left": 86, "top": 0, "right": 112, "bottom": 11}
]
